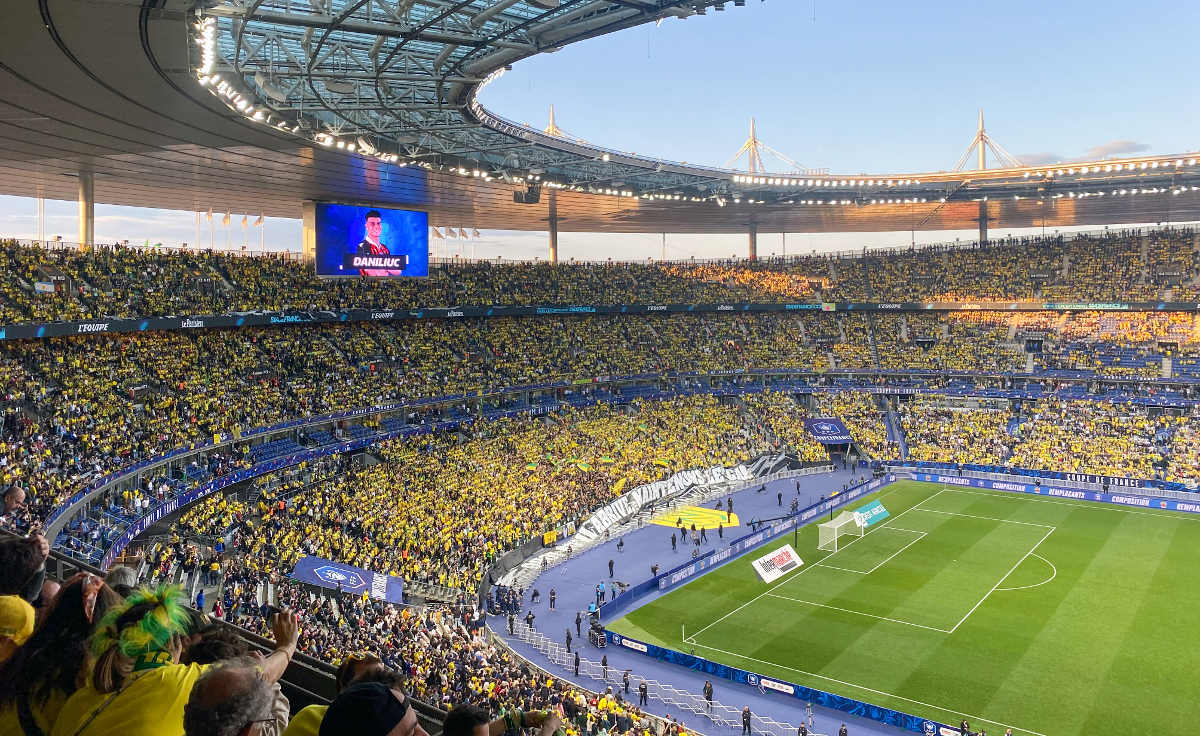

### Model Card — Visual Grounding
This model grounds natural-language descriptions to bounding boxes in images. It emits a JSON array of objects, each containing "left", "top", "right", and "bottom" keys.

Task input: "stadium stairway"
[
  {"left": 876, "top": 396, "right": 908, "bottom": 460},
  {"left": 735, "top": 396, "right": 786, "bottom": 455},
  {"left": 1005, "top": 415, "right": 1025, "bottom": 437},
  {"left": 1139, "top": 235, "right": 1150, "bottom": 284}
]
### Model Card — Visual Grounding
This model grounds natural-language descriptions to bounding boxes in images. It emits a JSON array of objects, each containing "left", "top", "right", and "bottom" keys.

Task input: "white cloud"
[
  {"left": 1014, "top": 152, "right": 1063, "bottom": 166},
  {"left": 1081, "top": 139, "right": 1151, "bottom": 160}
]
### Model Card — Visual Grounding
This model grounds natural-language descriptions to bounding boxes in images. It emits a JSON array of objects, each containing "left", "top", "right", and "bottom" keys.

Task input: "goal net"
[{"left": 818, "top": 511, "right": 864, "bottom": 552}]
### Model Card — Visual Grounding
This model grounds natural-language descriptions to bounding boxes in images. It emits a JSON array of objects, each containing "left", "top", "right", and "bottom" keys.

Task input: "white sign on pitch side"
[{"left": 750, "top": 544, "right": 803, "bottom": 583}]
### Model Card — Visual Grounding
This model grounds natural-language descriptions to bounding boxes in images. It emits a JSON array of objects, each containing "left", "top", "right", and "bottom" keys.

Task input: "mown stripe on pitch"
[
  {"left": 981, "top": 509, "right": 1172, "bottom": 734},
  {"left": 1078, "top": 517, "right": 1200, "bottom": 733}
]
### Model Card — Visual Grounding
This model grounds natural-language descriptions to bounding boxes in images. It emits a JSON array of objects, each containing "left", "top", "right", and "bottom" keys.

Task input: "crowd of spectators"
[
  {"left": 1167, "top": 418, "right": 1200, "bottom": 484},
  {"left": 67, "top": 395, "right": 768, "bottom": 734},
  {"left": 899, "top": 398, "right": 1015, "bottom": 465},
  {"left": 872, "top": 314, "right": 1024, "bottom": 373},
  {"left": 0, "top": 523, "right": 301, "bottom": 736},
  {"left": 3, "top": 230, "right": 1200, "bottom": 736},
  {"left": 211, "top": 396, "right": 766, "bottom": 593},
  {"left": 741, "top": 392, "right": 828, "bottom": 462},
  {"left": 0, "top": 306, "right": 1193, "bottom": 565},
  {"left": 811, "top": 391, "right": 894, "bottom": 459},
  {"left": 1006, "top": 399, "right": 1176, "bottom": 479},
  {"left": 1, "top": 227, "right": 1196, "bottom": 325}
]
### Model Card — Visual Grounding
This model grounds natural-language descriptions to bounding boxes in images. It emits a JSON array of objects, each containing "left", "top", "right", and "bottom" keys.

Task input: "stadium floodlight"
[{"left": 818, "top": 512, "right": 863, "bottom": 552}]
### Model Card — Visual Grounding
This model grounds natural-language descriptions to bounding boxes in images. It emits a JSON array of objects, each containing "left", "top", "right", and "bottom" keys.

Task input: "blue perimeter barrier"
[
  {"left": 881, "top": 459, "right": 1195, "bottom": 494},
  {"left": 907, "top": 472, "right": 1200, "bottom": 514}
]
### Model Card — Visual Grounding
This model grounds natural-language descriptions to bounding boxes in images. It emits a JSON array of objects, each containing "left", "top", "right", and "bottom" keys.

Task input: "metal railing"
[
  {"left": 7, "top": 238, "right": 303, "bottom": 260},
  {"left": 504, "top": 623, "right": 824, "bottom": 736},
  {"left": 500, "top": 463, "right": 833, "bottom": 591}
]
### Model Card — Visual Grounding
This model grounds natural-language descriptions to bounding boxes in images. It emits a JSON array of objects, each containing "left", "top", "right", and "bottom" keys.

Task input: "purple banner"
[
  {"left": 804, "top": 417, "right": 853, "bottom": 444},
  {"left": 291, "top": 555, "right": 405, "bottom": 603}
]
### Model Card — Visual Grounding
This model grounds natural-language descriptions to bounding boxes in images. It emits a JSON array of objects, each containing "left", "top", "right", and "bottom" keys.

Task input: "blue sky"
[{"left": 4, "top": 0, "right": 1197, "bottom": 260}]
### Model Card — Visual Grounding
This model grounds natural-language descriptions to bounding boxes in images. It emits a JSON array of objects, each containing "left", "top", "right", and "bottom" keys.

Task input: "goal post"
[{"left": 818, "top": 511, "right": 864, "bottom": 552}]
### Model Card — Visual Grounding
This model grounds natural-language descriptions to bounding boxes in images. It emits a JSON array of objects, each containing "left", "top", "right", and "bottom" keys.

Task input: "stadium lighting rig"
[{"left": 187, "top": 4, "right": 1200, "bottom": 218}]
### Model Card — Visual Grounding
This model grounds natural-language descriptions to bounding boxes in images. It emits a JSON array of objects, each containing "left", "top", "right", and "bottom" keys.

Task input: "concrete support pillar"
[
  {"left": 748, "top": 224, "right": 758, "bottom": 262},
  {"left": 301, "top": 201, "right": 317, "bottom": 262},
  {"left": 977, "top": 200, "right": 988, "bottom": 245},
  {"left": 78, "top": 172, "right": 94, "bottom": 246},
  {"left": 548, "top": 190, "right": 558, "bottom": 264},
  {"left": 36, "top": 189, "right": 45, "bottom": 244}
]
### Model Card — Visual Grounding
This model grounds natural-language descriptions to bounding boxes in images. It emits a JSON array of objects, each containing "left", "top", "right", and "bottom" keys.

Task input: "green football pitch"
[{"left": 608, "top": 480, "right": 1200, "bottom": 735}]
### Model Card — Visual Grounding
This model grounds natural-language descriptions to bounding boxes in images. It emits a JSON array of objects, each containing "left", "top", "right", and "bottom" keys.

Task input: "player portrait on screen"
[{"left": 353, "top": 210, "right": 406, "bottom": 276}]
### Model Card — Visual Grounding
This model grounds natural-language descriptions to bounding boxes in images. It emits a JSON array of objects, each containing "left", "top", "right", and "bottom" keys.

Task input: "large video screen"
[{"left": 314, "top": 203, "right": 429, "bottom": 278}]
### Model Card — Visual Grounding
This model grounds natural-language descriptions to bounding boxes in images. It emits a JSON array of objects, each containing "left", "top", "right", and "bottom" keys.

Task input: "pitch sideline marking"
[
  {"left": 947, "top": 526, "right": 1056, "bottom": 634},
  {"left": 814, "top": 527, "right": 927, "bottom": 575},
  {"left": 684, "top": 486, "right": 938, "bottom": 643},
  {"left": 764, "top": 592, "right": 951, "bottom": 633},
  {"left": 937, "top": 486, "right": 1200, "bottom": 522},
  {"left": 686, "top": 639, "right": 1049, "bottom": 736},
  {"left": 996, "top": 553, "right": 1057, "bottom": 592}
]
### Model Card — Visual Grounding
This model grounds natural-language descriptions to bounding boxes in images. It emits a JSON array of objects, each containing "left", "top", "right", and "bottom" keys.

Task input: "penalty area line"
[{"left": 685, "top": 485, "right": 937, "bottom": 644}]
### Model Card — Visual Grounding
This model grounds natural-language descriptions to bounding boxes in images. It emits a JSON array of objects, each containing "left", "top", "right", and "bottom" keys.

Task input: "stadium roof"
[{"left": 0, "top": 0, "right": 1199, "bottom": 235}]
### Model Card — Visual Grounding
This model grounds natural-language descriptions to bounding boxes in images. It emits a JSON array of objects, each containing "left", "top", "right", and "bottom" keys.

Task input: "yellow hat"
[{"left": 0, "top": 596, "right": 35, "bottom": 646}]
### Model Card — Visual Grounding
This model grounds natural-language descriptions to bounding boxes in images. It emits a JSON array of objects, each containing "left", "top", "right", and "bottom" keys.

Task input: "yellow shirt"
[
  {"left": 0, "top": 688, "right": 68, "bottom": 736},
  {"left": 50, "top": 663, "right": 210, "bottom": 736},
  {"left": 281, "top": 704, "right": 328, "bottom": 736}
]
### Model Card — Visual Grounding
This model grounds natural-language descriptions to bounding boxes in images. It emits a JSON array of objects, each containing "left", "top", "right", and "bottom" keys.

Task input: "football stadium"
[{"left": 0, "top": 2, "right": 1198, "bottom": 736}]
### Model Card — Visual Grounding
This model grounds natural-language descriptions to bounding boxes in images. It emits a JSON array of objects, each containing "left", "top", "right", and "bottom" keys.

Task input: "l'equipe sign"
[{"left": 750, "top": 544, "right": 803, "bottom": 583}]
